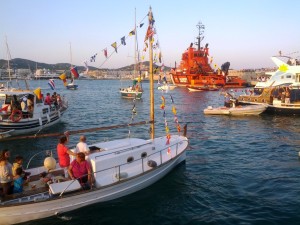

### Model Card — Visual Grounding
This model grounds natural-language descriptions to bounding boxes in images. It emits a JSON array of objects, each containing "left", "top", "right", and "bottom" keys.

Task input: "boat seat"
[{"left": 49, "top": 180, "right": 81, "bottom": 195}]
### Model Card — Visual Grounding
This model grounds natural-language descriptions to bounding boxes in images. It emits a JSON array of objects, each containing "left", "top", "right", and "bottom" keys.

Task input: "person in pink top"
[
  {"left": 57, "top": 132, "right": 76, "bottom": 177},
  {"left": 68, "top": 152, "right": 93, "bottom": 189}
]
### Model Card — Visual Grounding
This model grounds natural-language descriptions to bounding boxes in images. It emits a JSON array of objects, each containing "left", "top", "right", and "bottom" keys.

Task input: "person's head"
[
  {"left": 14, "top": 155, "right": 24, "bottom": 164},
  {"left": 53, "top": 92, "right": 57, "bottom": 95},
  {"left": 47, "top": 93, "right": 50, "bottom": 96},
  {"left": 16, "top": 167, "right": 23, "bottom": 176},
  {"left": 59, "top": 136, "right": 68, "bottom": 144},
  {"left": 79, "top": 135, "right": 86, "bottom": 143},
  {"left": 76, "top": 152, "right": 86, "bottom": 162},
  {"left": 0, "top": 149, "right": 10, "bottom": 161}
]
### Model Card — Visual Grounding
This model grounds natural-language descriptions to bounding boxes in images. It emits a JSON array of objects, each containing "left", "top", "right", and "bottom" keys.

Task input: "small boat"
[
  {"left": 0, "top": 84, "right": 68, "bottom": 138},
  {"left": 0, "top": 7, "right": 189, "bottom": 224},
  {"left": 66, "top": 80, "right": 78, "bottom": 90},
  {"left": 158, "top": 84, "right": 177, "bottom": 91},
  {"left": 204, "top": 104, "right": 267, "bottom": 115},
  {"left": 120, "top": 87, "right": 143, "bottom": 99}
]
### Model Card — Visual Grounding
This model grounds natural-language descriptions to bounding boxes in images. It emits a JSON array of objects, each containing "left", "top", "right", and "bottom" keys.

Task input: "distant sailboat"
[
  {"left": 67, "top": 43, "right": 79, "bottom": 90},
  {"left": 120, "top": 8, "right": 143, "bottom": 99}
]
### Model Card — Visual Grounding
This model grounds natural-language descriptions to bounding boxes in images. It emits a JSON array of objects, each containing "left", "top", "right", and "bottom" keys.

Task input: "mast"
[
  {"left": 148, "top": 6, "right": 154, "bottom": 139},
  {"left": 5, "top": 36, "right": 12, "bottom": 81},
  {"left": 134, "top": 8, "right": 137, "bottom": 77},
  {"left": 196, "top": 21, "right": 205, "bottom": 51}
]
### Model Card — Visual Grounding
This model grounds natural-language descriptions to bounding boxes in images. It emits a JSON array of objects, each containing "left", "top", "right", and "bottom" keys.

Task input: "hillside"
[{"left": 0, "top": 58, "right": 171, "bottom": 72}]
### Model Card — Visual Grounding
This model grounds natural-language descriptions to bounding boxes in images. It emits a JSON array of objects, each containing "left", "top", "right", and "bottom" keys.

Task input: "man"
[{"left": 75, "top": 135, "right": 90, "bottom": 155}]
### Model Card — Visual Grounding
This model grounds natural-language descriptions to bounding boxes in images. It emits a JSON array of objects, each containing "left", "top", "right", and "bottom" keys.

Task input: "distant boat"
[
  {"left": 67, "top": 43, "right": 79, "bottom": 90},
  {"left": 66, "top": 78, "right": 78, "bottom": 90},
  {"left": 203, "top": 104, "right": 267, "bottom": 115}
]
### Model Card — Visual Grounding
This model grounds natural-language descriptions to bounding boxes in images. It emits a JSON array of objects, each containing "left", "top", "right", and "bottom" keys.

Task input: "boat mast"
[
  {"left": 5, "top": 36, "right": 11, "bottom": 82},
  {"left": 196, "top": 21, "right": 205, "bottom": 51},
  {"left": 134, "top": 8, "right": 137, "bottom": 77},
  {"left": 149, "top": 6, "right": 154, "bottom": 139}
]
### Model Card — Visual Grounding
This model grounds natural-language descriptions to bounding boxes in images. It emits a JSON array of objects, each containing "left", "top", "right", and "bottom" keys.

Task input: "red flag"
[
  {"left": 70, "top": 67, "right": 79, "bottom": 78},
  {"left": 103, "top": 48, "right": 108, "bottom": 58},
  {"left": 0, "top": 105, "right": 9, "bottom": 112}
]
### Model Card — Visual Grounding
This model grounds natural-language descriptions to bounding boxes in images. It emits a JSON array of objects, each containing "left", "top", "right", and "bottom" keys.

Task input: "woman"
[
  {"left": 57, "top": 132, "right": 76, "bottom": 177},
  {"left": 68, "top": 152, "right": 93, "bottom": 189},
  {"left": 0, "top": 149, "right": 13, "bottom": 196}
]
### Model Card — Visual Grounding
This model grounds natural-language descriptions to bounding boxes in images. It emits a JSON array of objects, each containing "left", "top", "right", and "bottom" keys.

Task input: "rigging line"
[{"left": 0, "top": 120, "right": 154, "bottom": 142}]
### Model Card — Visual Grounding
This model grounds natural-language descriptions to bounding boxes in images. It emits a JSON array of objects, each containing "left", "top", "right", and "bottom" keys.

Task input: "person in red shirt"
[
  {"left": 68, "top": 152, "right": 93, "bottom": 189},
  {"left": 44, "top": 93, "right": 52, "bottom": 105},
  {"left": 57, "top": 132, "right": 76, "bottom": 178}
]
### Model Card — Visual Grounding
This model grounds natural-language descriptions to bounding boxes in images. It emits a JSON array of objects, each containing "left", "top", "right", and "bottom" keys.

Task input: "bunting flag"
[
  {"left": 59, "top": 73, "right": 67, "bottom": 86},
  {"left": 210, "top": 57, "right": 213, "bottom": 64},
  {"left": 169, "top": 95, "right": 181, "bottom": 133},
  {"left": 83, "top": 61, "right": 89, "bottom": 74},
  {"left": 48, "top": 79, "right": 55, "bottom": 90},
  {"left": 121, "top": 36, "right": 126, "bottom": 45},
  {"left": 33, "top": 87, "right": 42, "bottom": 100},
  {"left": 0, "top": 105, "right": 9, "bottom": 112},
  {"left": 158, "top": 52, "right": 162, "bottom": 63},
  {"left": 129, "top": 30, "right": 135, "bottom": 36},
  {"left": 111, "top": 42, "right": 117, "bottom": 53},
  {"left": 90, "top": 54, "right": 97, "bottom": 62},
  {"left": 70, "top": 67, "right": 79, "bottom": 78},
  {"left": 139, "top": 23, "right": 144, "bottom": 28},
  {"left": 160, "top": 64, "right": 165, "bottom": 72},
  {"left": 103, "top": 48, "right": 108, "bottom": 58}
]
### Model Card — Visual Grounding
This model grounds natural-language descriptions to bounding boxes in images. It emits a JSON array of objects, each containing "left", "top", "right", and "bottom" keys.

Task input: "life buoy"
[{"left": 10, "top": 110, "right": 22, "bottom": 122}]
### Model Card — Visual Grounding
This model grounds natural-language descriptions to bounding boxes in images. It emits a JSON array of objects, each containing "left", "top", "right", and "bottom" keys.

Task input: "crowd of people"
[{"left": 0, "top": 133, "right": 100, "bottom": 200}]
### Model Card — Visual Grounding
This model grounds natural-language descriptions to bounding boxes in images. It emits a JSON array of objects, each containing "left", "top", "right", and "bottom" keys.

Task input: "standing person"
[
  {"left": 20, "top": 97, "right": 28, "bottom": 118},
  {"left": 75, "top": 135, "right": 90, "bottom": 155},
  {"left": 57, "top": 132, "right": 77, "bottom": 177},
  {"left": 44, "top": 93, "right": 52, "bottom": 106},
  {"left": 285, "top": 87, "right": 291, "bottom": 104},
  {"left": 0, "top": 149, "right": 13, "bottom": 197},
  {"left": 68, "top": 152, "right": 93, "bottom": 189},
  {"left": 51, "top": 92, "right": 58, "bottom": 108}
]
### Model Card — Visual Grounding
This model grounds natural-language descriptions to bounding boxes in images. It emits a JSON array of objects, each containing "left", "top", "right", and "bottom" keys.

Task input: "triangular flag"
[
  {"left": 111, "top": 42, "right": 117, "bottom": 53},
  {"left": 33, "top": 87, "right": 42, "bottom": 100},
  {"left": 70, "top": 67, "right": 79, "bottom": 78},
  {"left": 0, "top": 105, "right": 9, "bottom": 112},
  {"left": 121, "top": 36, "right": 126, "bottom": 45},
  {"left": 103, "top": 48, "right": 108, "bottom": 58},
  {"left": 59, "top": 73, "right": 67, "bottom": 86},
  {"left": 48, "top": 79, "right": 55, "bottom": 90},
  {"left": 129, "top": 30, "right": 135, "bottom": 36}
]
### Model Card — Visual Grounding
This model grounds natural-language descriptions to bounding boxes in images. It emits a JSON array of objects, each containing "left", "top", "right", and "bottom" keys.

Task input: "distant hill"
[{"left": 0, "top": 58, "right": 171, "bottom": 72}]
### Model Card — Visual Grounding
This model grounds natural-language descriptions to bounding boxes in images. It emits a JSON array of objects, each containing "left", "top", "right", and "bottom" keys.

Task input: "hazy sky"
[{"left": 1, "top": 0, "right": 299, "bottom": 70}]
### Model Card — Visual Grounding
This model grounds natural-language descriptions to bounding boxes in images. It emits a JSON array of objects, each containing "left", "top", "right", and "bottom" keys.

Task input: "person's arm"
[
  {"left": 67, "top": 149, "right": 77, "bottom": 157},
  {"left": 68, "top": 164, "right": 75, "bottom": 180}
]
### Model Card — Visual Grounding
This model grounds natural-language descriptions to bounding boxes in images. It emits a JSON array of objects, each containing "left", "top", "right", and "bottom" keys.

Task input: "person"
[
  {"left": 13, "top": 167, "right": 29, "bottom": 193},
  {"left": 75, "top": 135, "right": 90, "bottom": 155},
  {"left": 285, "top": 87, "right": 291, "bottom": 104},
  {"left": 51, "top": 92, "right": 58, "bottom": 108},
  {"left": 68, "top": 152, "right": 93, "bottom": 189},
  {"left": 12, "top": 155, "right": 31, "bottom": 180},
  {"left": 0, "top": 149, "right": 13, "bottom": 197},
  {"left": 27, "top": 95, "right": 34, "bottom": 116},
  {"left": 224, "top": 93, "right": 231, "bottom": 107},
  {"left": 44, "top": 93, "right": 52, "bottom": 105},
  {"left": 20, "top": 97, "right": 29, "bottom": 118},
  {"left": 57, "top": 94, "right": 62, "bottom": 107},
  {"left": 57, "top": 132, "right": 77, "bottom": 177}
]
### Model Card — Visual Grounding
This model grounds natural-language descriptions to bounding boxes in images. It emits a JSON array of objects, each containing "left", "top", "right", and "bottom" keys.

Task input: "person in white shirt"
[{"left": 75, "top": 136, "right": 90, "bottom": 155}]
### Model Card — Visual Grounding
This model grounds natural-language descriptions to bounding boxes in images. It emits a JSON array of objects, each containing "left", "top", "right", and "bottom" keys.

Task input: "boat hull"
[
  {"left": 120, "top": 91, "right": 143, "bottom": 99},
  {"left": 203, "top": 105, "right": 267, "bottom": 115},
  {"left": 0, "top": 136, "right": 188, "bottom": 225}
]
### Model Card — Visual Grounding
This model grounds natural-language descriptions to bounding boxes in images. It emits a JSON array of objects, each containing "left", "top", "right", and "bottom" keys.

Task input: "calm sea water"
[{"left": 2, "top": 80, "right": 300, "bottom": 225}]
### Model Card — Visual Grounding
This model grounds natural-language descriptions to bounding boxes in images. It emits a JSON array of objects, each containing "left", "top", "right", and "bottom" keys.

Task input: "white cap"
[{"left": 23, "top": 97, "right": 27, "bottom": 101}]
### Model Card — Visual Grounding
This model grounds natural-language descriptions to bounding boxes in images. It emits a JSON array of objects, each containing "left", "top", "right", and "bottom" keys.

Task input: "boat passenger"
[
  {"left": 57, "top": 94, "right": 62, "bottom": 107},
  {"left": 75, "top": 135, "right": 100, "bottom": 156},
  {"left": 68, "top": 152, "right": 93, "bottom": 189},
  {"left": 51, "top": 92, "right": 58, "bottom": 108},
  {"left": 224, "top": 94, "right": 231, "bottom": 108},
  {"left": 0, "top": 149, "right": 13, "bottom": 196},
  {"left": 285, "top": 87, "right": 291, "bottom": 104},
  {"left": 21, "top": 97, "right": 29, "bottom": 118},
  {"left": 12, "top": 155, "right": 31, "bottom": 180},
  {"left": 57, "top": 132, "right": 77, "bottom": 178},
  {"left": 44, "top": 93, "right": 52, "bottom": 106},
  {"left": 13, "top": 167, "right": 29, "bottom": 194},
  {"left": 27, "top": 95, "right": 34, "bottom": 116}
]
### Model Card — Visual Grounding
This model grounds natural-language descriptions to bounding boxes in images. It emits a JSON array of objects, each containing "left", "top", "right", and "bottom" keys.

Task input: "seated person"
[
  {"left": 68, "top": 152, "right": 93, "bottom": 189},
  {"left": 13, "top": 167, "right": 29, "bottom": 193},
  {"left": 12, "top": 156, "right": 31, "bottom": 180}
]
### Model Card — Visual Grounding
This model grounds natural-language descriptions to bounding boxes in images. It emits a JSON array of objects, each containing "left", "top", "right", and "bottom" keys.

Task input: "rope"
[{"left": 1, "top": 120, "right": 154, "bottom": 142}]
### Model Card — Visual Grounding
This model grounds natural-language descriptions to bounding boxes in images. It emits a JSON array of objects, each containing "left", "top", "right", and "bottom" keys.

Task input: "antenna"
[{"left": 195, "top": 21, "right": 205, "bottom": 51}]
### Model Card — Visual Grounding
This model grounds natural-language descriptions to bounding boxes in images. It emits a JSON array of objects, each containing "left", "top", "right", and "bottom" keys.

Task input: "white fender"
[
  {"left": 47, "top": 114, "right": 50, "bottom": 123},
  {"left": 39, "top": 117, "right": 42, "bottom": 126}
]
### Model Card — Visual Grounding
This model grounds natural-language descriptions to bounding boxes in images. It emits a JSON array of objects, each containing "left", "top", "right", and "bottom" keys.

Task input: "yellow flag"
[
  {"left": 33, "top": 87, "right": 42, "bottom": 100},
  {"left": 59, "top": 73, "right": 66, "bottom": 80}
]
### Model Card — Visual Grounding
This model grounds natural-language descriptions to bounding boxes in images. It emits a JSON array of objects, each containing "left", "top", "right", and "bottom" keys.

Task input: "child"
[
  {"left": 12, "top": 156, "right": 31, "bottom": 180},
  {"left": 13, "top": 167, "right": 29, "bottom": 193}
]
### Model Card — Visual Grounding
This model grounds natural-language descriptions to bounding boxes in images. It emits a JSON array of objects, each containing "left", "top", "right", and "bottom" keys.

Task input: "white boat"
[
  {"left": 0, "top": 7, "right": 189, "bottom": 224},
  {"left": 0, "top": 85, "right": 68, "bottom": 138},
  {"left": 204, "top": 104, "right": 267, "bottom": 115},
  {"left": 254, "top": 55, "right": 300, "bottom": 94},
  {"left": 158, "top": 84, "right": 177, "bottom": 91}
]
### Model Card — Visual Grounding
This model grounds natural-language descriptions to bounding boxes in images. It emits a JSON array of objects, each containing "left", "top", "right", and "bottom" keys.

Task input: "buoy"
[{"left": 44, "top": 156, "right": 56, "bottom": 171}]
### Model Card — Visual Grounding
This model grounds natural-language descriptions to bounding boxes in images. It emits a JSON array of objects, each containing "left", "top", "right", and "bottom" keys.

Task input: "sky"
[{"left": 0, "top": 0, "right": 299, "bottom": 70}]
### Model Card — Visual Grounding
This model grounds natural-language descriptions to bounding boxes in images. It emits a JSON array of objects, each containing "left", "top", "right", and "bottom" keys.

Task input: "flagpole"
[{"left": 149, "top": 6, "right": 154, "bottom": 140}]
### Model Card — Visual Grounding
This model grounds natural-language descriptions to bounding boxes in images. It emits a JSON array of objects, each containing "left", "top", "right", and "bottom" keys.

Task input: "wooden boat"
[
  {"left": 204, "top": 104, "right": 267, "bottom": 115},
  {"left": 238, "top": 85, "right": 300, "bottom": 115},
  {"left": 157, "top": 84, "right": 177, "bottom": 91},
  {"left": 0, "top": 7, "right": 189, "bottom": 224},
  {"left": 169, "top": 22, "right": 247, "bottom": 88}
]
